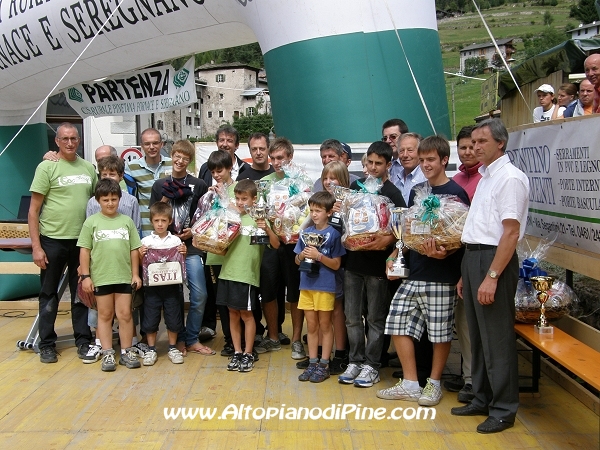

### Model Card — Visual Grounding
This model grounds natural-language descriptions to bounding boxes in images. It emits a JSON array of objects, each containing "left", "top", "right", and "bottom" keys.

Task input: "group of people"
[
  {"left": 29, "top": 114, "right": 530, "bottom": 434},
  {"left": 532, "top": 53, "right": 600, "bottom": 122}
]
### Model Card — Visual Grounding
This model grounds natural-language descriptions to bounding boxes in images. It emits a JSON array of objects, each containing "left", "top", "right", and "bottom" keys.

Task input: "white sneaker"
[
  {"left": 353, "top": 365, "right": 380, "bottom": 388},
  {"left": 338, "top": 363, "right": 362, "bottom": 384},
  {"left": 132, "top": 342, "right": 150, "bottom": 357},
  {"left": 82, "top": 344, "right": 102, "bottom": 364},
  {"left": 168, "top": 348, "right": 184, "bottom": 364},
  {"left": 418, "top": 378, "right": 443, "bottom": 406},
  {"left": 291, "top": 340, "right": 306, "bottom": 360},
  {"left": 376, "top": 379, "right": 422, "bottom": 401},
  {"left": 143, "top": 349, "right": 158, "bottom": 366}
]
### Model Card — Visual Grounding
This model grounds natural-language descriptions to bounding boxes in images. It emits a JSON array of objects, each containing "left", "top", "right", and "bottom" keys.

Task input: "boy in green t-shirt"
[
  {"left": 77, "top": 179, "right": 143, "bottom": 372},
  {"left": 216, "top": 179, "right": 280, "bottom": 373}
]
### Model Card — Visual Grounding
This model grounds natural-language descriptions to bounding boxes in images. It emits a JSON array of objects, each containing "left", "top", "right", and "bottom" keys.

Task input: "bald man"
[
  {"left": 94, "top": 145, "right": 117, "bottom": 161},
  {"left": 584, "top": 53, "right": 600, "bottom": 113}
]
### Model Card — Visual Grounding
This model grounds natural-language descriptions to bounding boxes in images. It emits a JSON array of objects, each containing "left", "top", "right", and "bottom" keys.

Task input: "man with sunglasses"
[{"left": 28, "top": 122, "right": 97, "bottom": 364}]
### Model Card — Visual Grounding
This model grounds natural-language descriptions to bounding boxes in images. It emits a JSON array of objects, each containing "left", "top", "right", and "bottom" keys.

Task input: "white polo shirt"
[
  {"left": 141, "top": 231, "right": 182, "bottom": 249},
  {"left": 462, "top": 154, "right": 529, "bottom": 245}
]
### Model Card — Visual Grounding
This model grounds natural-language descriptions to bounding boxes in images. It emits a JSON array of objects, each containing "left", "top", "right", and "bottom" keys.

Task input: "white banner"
[
  {"left": 508, "top": 116, "right": 600, "bottom": 254},
  {"left": 65, "top": 58, "right": 196, "bottom": 118}
]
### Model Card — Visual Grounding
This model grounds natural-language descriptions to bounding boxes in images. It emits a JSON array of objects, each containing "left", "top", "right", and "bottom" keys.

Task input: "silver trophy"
[
  {"left": 245, "top": 180, "right": 272, "bottom": 245},
  {"left": 387, "top": 207, "right": 410, "bottom": 278},
  {"left": 299, "top": 231, "right": 329, "bottom": 275},
  {"left": 328, "top": 184, "right": 352, "bottom": 229}
]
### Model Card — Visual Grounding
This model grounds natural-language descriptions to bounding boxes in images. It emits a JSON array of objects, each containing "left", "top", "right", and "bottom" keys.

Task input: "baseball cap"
[
  {"left": 340, "top": 142, "right": 352, "bottom": 160},
  {"left": 535, "top": 84, "right": 554, "bottom": 94}
]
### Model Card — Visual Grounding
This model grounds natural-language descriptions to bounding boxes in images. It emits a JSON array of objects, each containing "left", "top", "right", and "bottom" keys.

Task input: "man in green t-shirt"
[{"left": 28, "top": 122, "right": 98, "bottom": 364}]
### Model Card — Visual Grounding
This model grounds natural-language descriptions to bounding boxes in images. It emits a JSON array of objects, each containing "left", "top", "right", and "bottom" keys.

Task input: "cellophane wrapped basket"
[
  {"left": 515, "top": 233, "right": 578, "bottom": 323},
  {"left": 191, "top": 187, "right": 241, "bottom": 255},
  {"left": 402, "top": 184, "right": 469, "bottom": 255},
  {"left": 341, "top": 177, "right": 393, "bottom": 250},
  {"left": 267, "top": 162, "right": 312, "bottom": 244}
]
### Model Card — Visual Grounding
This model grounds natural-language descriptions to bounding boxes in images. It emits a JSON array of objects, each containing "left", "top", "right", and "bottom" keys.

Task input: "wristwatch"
[
  {"left": 487, "top": 270, "right": 498, "bottom": 279},
  {"left": 80, "top": 274, "right": 91, "bottom": 280}
]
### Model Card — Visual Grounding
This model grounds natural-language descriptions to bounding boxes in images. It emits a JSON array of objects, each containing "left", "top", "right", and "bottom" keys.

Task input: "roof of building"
[
  {"left": 240, "top": 88, "right": 266, "bottom": 97},
  {"left": 460, "top": 38, "right": 514, "bottom": 53},
  {"left": 567, "top": 22, "right": 600, "bottom": 33},
  {"left": 195, "top": 62, "right": 261, "bottom": 72}
]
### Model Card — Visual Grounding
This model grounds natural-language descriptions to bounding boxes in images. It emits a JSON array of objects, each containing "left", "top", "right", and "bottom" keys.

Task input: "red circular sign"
[{"left": 120, "top": 147, "right": 143, "bottom": 162}]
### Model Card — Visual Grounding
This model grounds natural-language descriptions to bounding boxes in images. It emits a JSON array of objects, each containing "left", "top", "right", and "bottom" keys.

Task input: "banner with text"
[
  {"left": 65, "top": 58, "right": 197, "bottom": 118},
  {"left": 508, "top": 118, "right": 600, "bottom": 254}
]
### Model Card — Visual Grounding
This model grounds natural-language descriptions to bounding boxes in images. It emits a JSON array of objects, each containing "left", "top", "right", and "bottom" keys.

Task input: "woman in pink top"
[{"left": 452, "top": 126, "right": 482, "bottom": 201}]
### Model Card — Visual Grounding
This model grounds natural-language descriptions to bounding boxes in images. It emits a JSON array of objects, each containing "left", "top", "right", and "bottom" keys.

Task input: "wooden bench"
[{"left": 515, "top": 323, "right": 600, "bottom": 394}]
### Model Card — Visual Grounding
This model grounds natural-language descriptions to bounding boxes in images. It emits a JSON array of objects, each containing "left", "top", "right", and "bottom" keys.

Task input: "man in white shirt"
[{"left": 451, "top": 119, "right": 529, "bottom": 434}]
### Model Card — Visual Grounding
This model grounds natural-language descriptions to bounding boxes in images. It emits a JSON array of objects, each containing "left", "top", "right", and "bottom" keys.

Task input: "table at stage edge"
[
  {"left": 0, "top": 238, "right": 36, "bottom": 275},
  {"left": 515, "top": 323, "right": 600, "bottom": 392}
]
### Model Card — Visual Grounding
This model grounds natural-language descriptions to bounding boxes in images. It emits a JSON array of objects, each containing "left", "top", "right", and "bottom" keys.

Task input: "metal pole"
[{"left": 451, "top": 83, "right": 456, "bottom": 139}]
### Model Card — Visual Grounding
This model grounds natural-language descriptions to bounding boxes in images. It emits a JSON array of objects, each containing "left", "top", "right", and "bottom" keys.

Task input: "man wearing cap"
[
  {"left": 584, "top": 53, "right": 600, "bottom": 114},
  {"left": 312, "top": 139, "right": 359, "bottom": 191},
  {"left": 532, "top": 84, "right": 564, "bottom": 123}
]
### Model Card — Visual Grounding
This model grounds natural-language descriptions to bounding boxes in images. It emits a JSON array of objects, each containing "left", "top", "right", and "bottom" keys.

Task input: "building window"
[
  {"left": 219, "top": 93, "right": 224, "bottom": 100},
  {"left": 193, "top": 102, "right": 199, "bottom": 109},
  {"left": 185, "top": 117, "right": 192, "bottom": 126},
  {"left": 246, "top": 107, "right": 256, "bottom": 116},
  {"left": 157, "top": 120, "right": 163, "bottom": 131},
  {"left": 173, "top": 123, "right": 176, "bottom": 133},
  {"left": 216, "top": 74, "right": 225, "bottom": 82},
  {"left": 207, "top": 111, "right": 213, "bottom": 118},
  {"left": 200, "top": 98, "right": 204, "bottom": 104},
  {"left": 218, "top": 110, "right": 224, "bottom": 118},
  {"left": 194, "top": 117, "right": 200, "bottom": 126}
]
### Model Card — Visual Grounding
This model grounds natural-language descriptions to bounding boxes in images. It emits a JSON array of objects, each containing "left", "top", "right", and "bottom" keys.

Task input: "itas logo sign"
[{"left": 147, "top": 262, "right": 183, "bottom": 286}]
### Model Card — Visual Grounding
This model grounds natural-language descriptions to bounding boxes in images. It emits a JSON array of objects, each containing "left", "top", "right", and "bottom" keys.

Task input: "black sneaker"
[
  {"left": 296, "top": 358, "right": 310, "bottom": 369},
  {"left": 227, "top": 352, "right": 242, "bottom": 371},
  {"left": 302, "top": 334, "right": 308, "bottom": 344},
  {"left": 221, "top": 341, "right": 235, "bottom": 357},
  {"left": 238, "top": 353, "right": 255, "bottom": 373},
  {"left": 278, "top": 332, "right": 291, "bottom": 345},
  {"left": 329, "top": 355, "right": 348, "bottom": 375},
  {"left": 444, "top": 376, "right": 465, "bottom": 393},
  {"left": 458, "top": 383, "right": 475, "bottom": 403},
  {"left": 40, "top": 346, "right": 58, "bottom": 364},
  {"left": 77, "top": 343, "right": 91, "bottom": 359},
  {"left": 119, "top": 348, "right": 141, "bottom": 369}
]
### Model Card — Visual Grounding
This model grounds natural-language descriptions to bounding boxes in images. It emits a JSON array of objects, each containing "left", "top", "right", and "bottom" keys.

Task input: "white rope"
[
  {"left": 382, "top": 0, "right": 437, "bottom": 134},
  {"left": 0, "top": 0, "right": 128, "bottom": 158},
  {"left": 471, "top": 0, "right": 530, "bottom": 111}
]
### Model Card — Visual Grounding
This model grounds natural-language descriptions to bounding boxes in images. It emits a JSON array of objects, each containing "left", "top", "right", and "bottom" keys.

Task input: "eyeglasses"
[
  {"left": 381, "top": 134, "right": 399, "bottom": 142},
  {"left": 173, "top": 155, "right": 191, "bottom": 164},
  {"left": 58, "top": 137, "right": 80, "bottom": 143}
]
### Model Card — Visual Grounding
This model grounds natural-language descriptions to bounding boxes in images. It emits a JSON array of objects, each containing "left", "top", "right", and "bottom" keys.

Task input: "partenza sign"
[
  {"left": 65, "top": 57, "right": 196, "bottom": 117},
  {"left": 508, "top": 116, "right": 600, "bottom": 254}
]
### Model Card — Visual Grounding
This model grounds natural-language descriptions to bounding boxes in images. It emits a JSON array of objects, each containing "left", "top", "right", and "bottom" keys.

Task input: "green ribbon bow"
[
  {"left": 288, "top": 184, "right": 299, "bottom": 196},
  {"left": 420, "top": 194, "right": 440, "bottom": 224},
  {"left": 356, "top": 178, "right": 382, "bottom": 194}
]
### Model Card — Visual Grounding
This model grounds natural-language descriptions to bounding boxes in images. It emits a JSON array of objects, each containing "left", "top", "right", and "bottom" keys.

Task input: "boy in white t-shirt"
[{"left": 532, "top": 84, "right": 565, "bottom": 123}]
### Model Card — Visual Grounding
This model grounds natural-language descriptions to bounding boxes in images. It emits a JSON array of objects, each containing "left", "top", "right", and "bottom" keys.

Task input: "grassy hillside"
[{"left": 438, "top": 0, "right": 578, "bottom": 133}]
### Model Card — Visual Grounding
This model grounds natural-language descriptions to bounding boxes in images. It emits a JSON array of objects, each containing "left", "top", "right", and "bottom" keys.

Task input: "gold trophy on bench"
[{"left": 530, "top": 275, "right": 555, "bottom": 335}]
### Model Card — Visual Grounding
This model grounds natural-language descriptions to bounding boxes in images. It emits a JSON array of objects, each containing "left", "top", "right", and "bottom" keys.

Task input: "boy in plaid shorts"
[{"left": 376, "top": 136, "right": 470, "bottom": 406}]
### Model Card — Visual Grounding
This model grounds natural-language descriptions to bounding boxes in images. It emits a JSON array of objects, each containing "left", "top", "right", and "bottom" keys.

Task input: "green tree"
[
  {"left": 569, "top": 0, "right": 600, "bottom": 23},
  {"left": 543, "top": 11, "right": 554, "bottom": 26},
  {"left": 195, "top": 43, "right": 264, "bottom": 69},
  {"left": 523, "top": 27, "right": 568, "bottom": 59},
  {"left": 232, "top": 114, "right": 274, "bottom": 141},
  {"left": 464, "top": 57, "right": 487, "bottom": 76}
]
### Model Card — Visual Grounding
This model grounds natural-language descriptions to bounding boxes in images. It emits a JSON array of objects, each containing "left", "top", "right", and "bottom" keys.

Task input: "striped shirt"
[{"left": 125, "top": 156, "right": 172, "bottom": 237}]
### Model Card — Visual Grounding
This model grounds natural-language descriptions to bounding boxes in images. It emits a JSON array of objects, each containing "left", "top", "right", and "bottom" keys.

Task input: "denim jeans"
[
  {"left": 38, "top": 236, "right": 91, "bottom": 349},
  {"left": 178, "top": 254, "right": 208, "bottom": 346},
  {"left": 344, "top": 270, "right": 391, "bottom": 370}
]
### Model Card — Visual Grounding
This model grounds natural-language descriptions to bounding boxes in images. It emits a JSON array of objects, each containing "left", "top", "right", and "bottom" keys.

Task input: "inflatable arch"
[{"left": 0, "top": 0, "right": 449, "bottom": 298}]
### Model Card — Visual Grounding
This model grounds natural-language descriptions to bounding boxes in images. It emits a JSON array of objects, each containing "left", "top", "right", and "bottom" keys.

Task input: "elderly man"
[
  {"left": 584, "top": 53, "right": 600, "bottom": 114},
  {"left": 563, "top": 79, "right": 595, "bottom": 118},
  {"left": 313, "top": 139, "right": 359, "bottom": 191},
  {"left": 125, "top": 128, "right": 172, "bottom": 237},
  {"left": 28, "top": 123, "right": 97, "bottom": 363},
  {"left": 451, "top": 119, "right": 529, "bottom": 434},
  {"left": 198, "top": 125, "right": 250, "bottom": 186}
]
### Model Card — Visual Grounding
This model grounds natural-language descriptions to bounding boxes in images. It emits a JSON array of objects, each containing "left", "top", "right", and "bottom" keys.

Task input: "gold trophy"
[
  {"left": 299, "top": 231, "right": 329, "bottom": 275},
  {"left": 245, "top": 180, "right": 272, "bottom": 245},
  {"left": 329, "top": 184, "right": 352, "bottom": 229},
  {"left": 530, "top": 275, "right": 555, "bottom": 335},
  {"left": 387, "top": 207, "right": 410, "bottom": 278}
]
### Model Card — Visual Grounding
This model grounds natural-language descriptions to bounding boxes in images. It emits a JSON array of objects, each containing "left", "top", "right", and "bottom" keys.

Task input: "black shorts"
[
  {"left": 94, "top": 283, "right": 132, "bottom": 296},
  {"left": 216, "top": 279, "right": 258, "bottom": 311},
  {"left": 259, "top": 246, "right": 281, "bottom": 303},
  {"left": 281, "top": 244, "right": 300, "bottom": 303},
  {"left": 141, "top": 284, "right": 184, "bottom": 333}
]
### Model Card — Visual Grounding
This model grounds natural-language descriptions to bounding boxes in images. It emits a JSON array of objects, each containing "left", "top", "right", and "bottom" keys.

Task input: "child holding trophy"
[{"left": 294, "top": 191, "right": 346, "bottom": 383}]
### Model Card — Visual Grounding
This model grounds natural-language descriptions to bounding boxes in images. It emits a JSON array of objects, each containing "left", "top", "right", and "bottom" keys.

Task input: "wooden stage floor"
[{"left": 0, "top": 302, "right": 598, "bottom": 450}]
